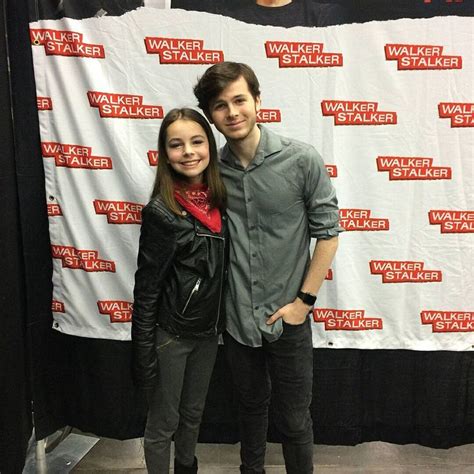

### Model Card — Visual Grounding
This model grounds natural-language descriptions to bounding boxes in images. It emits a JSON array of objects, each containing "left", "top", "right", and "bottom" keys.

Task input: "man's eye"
[{"left": 214, "top": 103, "right": 225, "bottom": 110}]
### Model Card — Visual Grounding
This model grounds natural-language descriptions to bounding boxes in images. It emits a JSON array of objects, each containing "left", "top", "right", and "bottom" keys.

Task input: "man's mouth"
[{"left": 227, "top": 120, "right": 244, "bottom": 128}]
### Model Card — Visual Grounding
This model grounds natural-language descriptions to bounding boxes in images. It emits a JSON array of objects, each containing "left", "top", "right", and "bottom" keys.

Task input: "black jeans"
[
  {"left": 144, "top": 327, "right": 218, "bottom": 473},
  {"left": 224, "top": 319, "right": 314, "bottom": 474}
]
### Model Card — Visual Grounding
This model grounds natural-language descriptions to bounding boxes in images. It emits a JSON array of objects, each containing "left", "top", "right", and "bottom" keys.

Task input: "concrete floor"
[{"left": 65, "top": 437, "right": 474, "bottom": 473}]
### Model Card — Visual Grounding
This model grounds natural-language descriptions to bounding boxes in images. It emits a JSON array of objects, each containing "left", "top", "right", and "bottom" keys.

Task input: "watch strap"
[{"left": 297, "top": 291, "right": 317, "bottom": 306}]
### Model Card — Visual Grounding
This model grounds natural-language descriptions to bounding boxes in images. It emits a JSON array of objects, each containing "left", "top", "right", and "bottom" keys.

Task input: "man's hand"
[{"left": 266, "top": 297, "right": 311, "bottom": 326}]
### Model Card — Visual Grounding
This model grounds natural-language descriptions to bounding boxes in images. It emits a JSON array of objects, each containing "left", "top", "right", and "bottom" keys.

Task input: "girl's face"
[{"left": 165, "top": 119, "right": 210, "bottom": 185}]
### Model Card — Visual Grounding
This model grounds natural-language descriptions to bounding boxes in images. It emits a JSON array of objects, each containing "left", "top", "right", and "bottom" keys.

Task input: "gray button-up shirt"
[{"left": 220, "top": 125, "right": 342, "bottom": 347}]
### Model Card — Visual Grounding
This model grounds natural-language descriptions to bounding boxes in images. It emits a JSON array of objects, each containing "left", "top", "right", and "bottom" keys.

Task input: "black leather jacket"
[{"left": 131, "top": 197, "right": 228, "bottom": 389}]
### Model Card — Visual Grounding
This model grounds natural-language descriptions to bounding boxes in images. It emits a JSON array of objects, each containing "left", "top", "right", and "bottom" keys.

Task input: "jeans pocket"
[
  {"left": 155, "top": 327, "right": 178, "bottom": 351},
  {"left": 282, "top": 317, "right": 308, "bottom": 329}
]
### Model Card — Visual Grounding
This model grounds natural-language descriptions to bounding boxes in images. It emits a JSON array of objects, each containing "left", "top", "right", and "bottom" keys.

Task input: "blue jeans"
[{"left": 224, "top": 318, "right": 314, "bottom": 474}]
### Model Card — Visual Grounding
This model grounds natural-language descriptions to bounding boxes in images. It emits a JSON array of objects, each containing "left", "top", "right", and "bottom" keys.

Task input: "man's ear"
[{"left": 255, "top": 95, "right": 261, "bottom": 112}]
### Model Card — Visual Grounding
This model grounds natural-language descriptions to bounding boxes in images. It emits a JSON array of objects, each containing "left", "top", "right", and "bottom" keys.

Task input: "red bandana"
[{"left": 174, "top": 183, "right": 222, "bottom": 233}]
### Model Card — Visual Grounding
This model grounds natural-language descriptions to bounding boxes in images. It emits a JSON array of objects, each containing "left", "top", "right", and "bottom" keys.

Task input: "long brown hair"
[{"left": 151, "top": 108, "right": 226, "bottom": 215}]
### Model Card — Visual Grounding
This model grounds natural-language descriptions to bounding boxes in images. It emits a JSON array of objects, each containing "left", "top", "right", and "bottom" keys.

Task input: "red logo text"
[
  {"left": 428, "top": 210, "right": 474, "bottom": 233},
  {"left": 313, "top": 308, "right": 383, "bottom": 330},
  {"left": 339, "top": 209, "right": 389, "bottom": 231},
  {"left": 97, "top": 300, "right": 132, "bottom": 323},
  {"left": 385, "top": 43, "right": 462, "bottom": 70},
  {"left": 30, "top": 28, "right": 105, "bottom": 58},
  {"left": 51, "top": 245, "right": 116, "bottom": 272},
  {"left": 370, "top": 260, "right": 442, "bottom": 283},
  {"left": 265, "top": 41, "right": 343, "bottom": 68},
  {"left": 52, "top": 300, "right": 65, "bottom": 313},
  {"left": 148, "top": 150, "right": 159, "bottom": 166},
  {"left": 256, "top": 109, "right": 281, "bottom": 123},
  {"left": 88, "top": 91, "right": 163, "bottom": 119},
  {"left": 377, "top": 156, "right": 451, "bottom": 180},
  {"left": 47, "top": 203, "right": 63, "bottom": 216},
  {"left": 145, "top": 37, "right": 223, "bottom": 64},
  {"left": 94, "top": 200, "right": 143, "bottom": 224},
  {"left": 438, "top": 102, "right": 474, "bottom": 127},
  {"left": 37, "top": 97, "right": 53, "bottom": 110},
  {"left": 41, "top": 142, "right": 112, "bottom": 170},
  {"left": 421, "top": 310, "right": 474, "bottom": 332},
  {"left": 321, "top": 100, "right": 397, "bottom": 125},
  {"left": 325, "top": 165, "right": 338, "bottom": 178}
]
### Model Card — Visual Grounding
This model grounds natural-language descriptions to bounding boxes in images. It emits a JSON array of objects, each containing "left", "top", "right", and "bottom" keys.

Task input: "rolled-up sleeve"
[{"left": 303, "top": 148, "right": 344, "bottom": 239}]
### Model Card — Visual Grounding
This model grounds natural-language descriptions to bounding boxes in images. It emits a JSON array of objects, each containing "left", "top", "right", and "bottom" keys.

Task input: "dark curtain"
[
  {"left": 1, "top": 1, "right": 473, "bottom": 471},
  {"left": 0, "top": 0, "right": 64, "bottom": 471},
  {"left": 310, "top": 349, "right": 474, "bottom": 447},
  {"left": 354, "top": 0, "right": 473, "bottom": 23},
  {"left": 0, "top": 1, "right": 32, "bottom": 472},
  {"left": 28, "top": 0, "right": 474, "bottom": 22},
  {"left": 172, "top": 0, "right": 472, "bottom": 24}
]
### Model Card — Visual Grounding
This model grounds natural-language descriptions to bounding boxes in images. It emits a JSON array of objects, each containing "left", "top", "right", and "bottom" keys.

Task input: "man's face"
[{"left": 208, "top": 76, "right": 261, "bottom": 143}]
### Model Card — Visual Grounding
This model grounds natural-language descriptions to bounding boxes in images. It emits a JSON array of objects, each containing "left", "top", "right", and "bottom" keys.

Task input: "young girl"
[{"left": 132, "top": 108, "right": 228, "bottom": 474}]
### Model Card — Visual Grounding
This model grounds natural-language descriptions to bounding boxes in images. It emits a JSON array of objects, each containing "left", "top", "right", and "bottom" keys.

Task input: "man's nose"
[{"left": 228, "top": 104, "right": 238, "bottom": 117}]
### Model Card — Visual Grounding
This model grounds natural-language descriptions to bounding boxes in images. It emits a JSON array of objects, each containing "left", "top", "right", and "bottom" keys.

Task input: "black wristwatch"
[{"left": 297, "top": 291, "right": 317, "bottom": 306}]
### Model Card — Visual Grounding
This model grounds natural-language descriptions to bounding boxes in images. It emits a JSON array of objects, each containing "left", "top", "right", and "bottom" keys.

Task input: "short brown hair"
[
  {"left": 151, "top": 108, "right": 226, "bottom": 215},
  {"left": 194, "top": 62, "right": 261, "bottom": 116}
]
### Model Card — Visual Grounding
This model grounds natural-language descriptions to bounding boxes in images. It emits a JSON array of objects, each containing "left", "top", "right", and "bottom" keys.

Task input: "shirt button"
[
  {"left": 249, "top": 224, "right": 255, "bottom": 230},
  {"left": 247, "top": 197, "right": 253, "bottom": 203},
  {"left": 251, "top": 253, "right": 257, "bottom": 258},
  {"left": 253, "top": 280, "right": 258, "bottom": 285},
  {"left": 254, "top": 306, "right": 259, "bottom": 310}
]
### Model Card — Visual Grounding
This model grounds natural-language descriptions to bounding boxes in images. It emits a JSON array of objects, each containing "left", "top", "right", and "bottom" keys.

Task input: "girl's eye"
[
  {"left": 193, "top": 140, "right": 204, "bottom": 145},
  {"left": 168, "top": 143, "right": 182, "bottom": 148}
]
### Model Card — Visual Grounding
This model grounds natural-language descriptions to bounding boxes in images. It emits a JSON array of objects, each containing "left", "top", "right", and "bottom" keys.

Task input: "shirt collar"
[{"left": 220, "top": 125, "right": 284, "bottom": 170}]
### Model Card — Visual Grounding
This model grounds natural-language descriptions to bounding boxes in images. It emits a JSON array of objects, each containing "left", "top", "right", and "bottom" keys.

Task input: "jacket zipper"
[
  {"left": 196, "top": 231, "right": 225, "bottom": 335},
  {"left": 181, "top": 277, "right": 201, "bottom": 315}
]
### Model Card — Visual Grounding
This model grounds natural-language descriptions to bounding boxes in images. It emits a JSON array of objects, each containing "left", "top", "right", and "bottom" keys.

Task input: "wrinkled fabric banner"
[{"left": 30, "top": 9, "right": 473, "bottom": 349}]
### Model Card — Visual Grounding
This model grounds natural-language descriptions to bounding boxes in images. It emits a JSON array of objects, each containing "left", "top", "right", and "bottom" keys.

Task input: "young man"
[{"left": 194, "top": 62, "right": 342, "bottom": 474}]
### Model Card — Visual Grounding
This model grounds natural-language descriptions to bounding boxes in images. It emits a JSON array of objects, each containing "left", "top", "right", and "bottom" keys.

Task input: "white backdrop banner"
[{"left": 30, "top": 9, "right": 473, "bottom": 350}]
